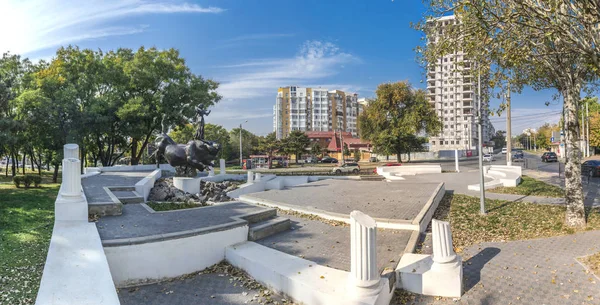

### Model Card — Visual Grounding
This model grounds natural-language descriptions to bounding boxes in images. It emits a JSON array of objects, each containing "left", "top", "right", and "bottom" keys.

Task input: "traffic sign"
[{"left": 551, "top": 137, "right": 554, "bottom": 142}]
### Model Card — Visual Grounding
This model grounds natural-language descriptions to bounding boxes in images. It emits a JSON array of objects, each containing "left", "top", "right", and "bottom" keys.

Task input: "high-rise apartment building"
[
  {"left": 426, "top": 15, "right": 494, "bottom": 152},
  {"left": 273, "top": 86, "right": 361, "bottom": 139}
]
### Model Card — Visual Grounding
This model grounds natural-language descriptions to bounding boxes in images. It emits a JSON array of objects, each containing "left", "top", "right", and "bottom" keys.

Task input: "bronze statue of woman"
[{"left": 194, "top": 105, "right": 211, "bottom": 140}]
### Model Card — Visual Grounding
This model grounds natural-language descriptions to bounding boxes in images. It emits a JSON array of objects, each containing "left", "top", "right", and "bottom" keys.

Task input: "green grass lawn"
[
  {"left": 432, "top": 193, "right": 600, "bottom": 252},
  {"left": 488, "top": 175, "right": 564, "bottom": 198},
  {"left": 0, "top": 183, "right": 59, "bottom": 305}
]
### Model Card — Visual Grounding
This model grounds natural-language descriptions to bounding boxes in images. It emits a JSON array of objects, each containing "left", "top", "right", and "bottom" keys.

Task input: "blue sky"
[{"left": 0, "top": 0, "right": 561, "bottom": 135}]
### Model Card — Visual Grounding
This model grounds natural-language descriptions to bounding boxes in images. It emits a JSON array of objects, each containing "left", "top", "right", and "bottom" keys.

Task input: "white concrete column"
[
  {"left": 349, "top": 211, "right": 380, "bottom": 290},
  {"left": 220, "top": 159, "right": 226, "bottom": 175},
  {"left": 255, "top": 172, "right": 262, "bottom": 181},
  {"left": 61, "top": 158, "right": 82, "bottom": 197},
  {"left": 64, "top": 144, "right": 79, "bottom": 159},
  {"left": 247, "top": 171, "right": 254, "bottom": 183},
  {"left": 432, "top": 219, "right": 457, "bottom": 264},
  {"left": 454, "top": 149, "right": 460, "bottom": 173}
]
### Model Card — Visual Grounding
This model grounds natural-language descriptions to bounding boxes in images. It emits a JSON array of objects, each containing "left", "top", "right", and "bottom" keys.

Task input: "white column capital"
[
  {"left": 432, "top": 219, "right": 457, "bottom": 265},
  {"left": 64, "top": 144, "right": 79, "bottom": 160}
]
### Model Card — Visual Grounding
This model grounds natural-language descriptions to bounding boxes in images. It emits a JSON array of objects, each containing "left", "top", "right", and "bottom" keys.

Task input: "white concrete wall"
[
  {"left": 36, "top": 223, "right": 119, "bottom": 305},
  {"left": 135, "top": 169, "right": 161, "bottom": 201},
  {"left": 105, "top": 226, "right": 248, "bottom": 287},
  {"left": 376, "top": 164, "right": 442, "bottom": 177},
  {"left": 226, "top": 242, "right": 393, "bottom": 305}
]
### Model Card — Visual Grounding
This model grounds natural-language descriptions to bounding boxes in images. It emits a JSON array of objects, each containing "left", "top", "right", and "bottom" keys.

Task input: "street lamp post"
[{"left": 239, "top": 120, "right": 248, "bottom": 167}]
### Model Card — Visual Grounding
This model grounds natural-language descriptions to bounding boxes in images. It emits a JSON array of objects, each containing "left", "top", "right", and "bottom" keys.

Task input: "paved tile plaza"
[
  {"left": 96, "top": 202, "right": 268, "bottom": 241},
  {"left": 118, "top": 269, "right": 291, "bottom": 305},
  {"left": 257, "top": 213, "right": 412, "bottom": 272},
  {"left": 400, "top": 230, "right": 600, "bottom": 305},
  {"left": 82, "top": 171, "right": 151, "bottom": 204},
  {"left": 244, "top": 179, "right": 441, "bottom": 221}
]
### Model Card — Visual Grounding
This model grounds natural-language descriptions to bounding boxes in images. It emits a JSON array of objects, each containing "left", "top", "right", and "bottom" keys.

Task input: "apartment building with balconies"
[
  {"left": 273, "top": 86, "right": 361, "bottom": 139},
  {"left": 426, "top": 15, "right": 494, "bottom": 152}
]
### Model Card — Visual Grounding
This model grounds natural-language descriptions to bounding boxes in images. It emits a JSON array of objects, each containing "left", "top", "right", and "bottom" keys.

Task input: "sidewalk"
[{"left": 402, "top": 230, "right": 600, "bottom": 305}]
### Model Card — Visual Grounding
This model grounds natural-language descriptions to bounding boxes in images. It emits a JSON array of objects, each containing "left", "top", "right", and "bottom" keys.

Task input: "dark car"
[
  {"left": 582, "top": 160, "right": 600, "bottom": 177},
  {"left": 320, "top": 157, "right": 338, "bottom": 163},
  {"left": 512, "top": 153, "right": 524, "bottom": 162},
  {"left": 541, "top": 152, "right": 558, "bottom": 162}
]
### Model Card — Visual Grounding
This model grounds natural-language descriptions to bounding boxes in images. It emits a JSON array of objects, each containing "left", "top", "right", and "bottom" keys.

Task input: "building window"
[
  {"left": 432, "top": 141, "right": 436, "bottom": 145},
  {"left": 445, "top": 141, "right": 448, "bottom": 145},
  {"left": 451, "top": 141, "right": 454, "bottom": 144},
  {"left": 444, "top": 125, "right": 448, "bottom": 128}
]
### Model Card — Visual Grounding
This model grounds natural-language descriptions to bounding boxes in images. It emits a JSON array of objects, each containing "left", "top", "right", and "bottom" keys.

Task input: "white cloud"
[
  {"left": 0, "top": 0, "right": 225, "bottom": 55},
  {"left": 216, "top": 41, "right": 360, "bottom": 99}
]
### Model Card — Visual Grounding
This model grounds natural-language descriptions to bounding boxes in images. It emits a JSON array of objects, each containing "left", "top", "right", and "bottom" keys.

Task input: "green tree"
[
  {"left": 310, "top": 142, "right": 322, "bottom": 157},
  {"left": 282, "top": 130, "right": 310, "bottom": 163},
  {"left": 118, "top": 47, "right": 221, "bottom": 165},
  {"left": 257, "top": 132, "right": 280, "bottom": 168},
  {"left": 229, "top": 128, "right": 257, "bottom": 161},
  {"left": 491, "top": 130, "right": 507, "bottom": 150},
  {"left": 359, "top": 81, "right": 441, "bottom": 162},
  {"left": 418, "top": 1, "right": 598, "bottom": 227},
  {"left": 343, "top": 143, "right": 351, "bottom": 160},
  {"left": 169, "top": 124, "right": 195, "bottom": 144},
  {"left": 204, "top": 124, "right": 231, "bottom": 160},
  {"left": 353, "top": 149, "right": 361, "bottom": 162}
]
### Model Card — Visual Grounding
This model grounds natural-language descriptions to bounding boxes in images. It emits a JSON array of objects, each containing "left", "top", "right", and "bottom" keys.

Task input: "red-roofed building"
[{"left": 306, "top": 131, "right": 372, "bottom": 161}]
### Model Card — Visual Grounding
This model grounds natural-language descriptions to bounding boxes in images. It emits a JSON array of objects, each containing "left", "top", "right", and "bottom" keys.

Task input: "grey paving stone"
[
  {"left": 256, "top": 213, "right": 412, "bottom": 273},
  {"left": 244, "top": 179, "right": 440, "bottom": 221},
  {"left": 83, "top": 172, "right": 150, "bottom": 203},
  {"left": 118, "top": 272, "right": 289, "bottom": 305},
  {"left": 396, "top": 230, "right": 600, "bottom": 305},
  {"left": 96, "top": 202, "right": 269, "bottom": 241}
]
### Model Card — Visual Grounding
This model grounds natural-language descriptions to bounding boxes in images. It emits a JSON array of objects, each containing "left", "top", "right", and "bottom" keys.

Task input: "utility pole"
[
  {"left": 477, "top": 68, "right": 486, "bottom": 215},
  {"left": 506, "top": 83, "right": 512, "bottom": 166},
  {"left": 586, "top": 101, "right": 590, "bottom": 157},
  {"left": 582, "top": 103, "right": 585, "bottom": 154},
  {"left": 239, "top": 120, "right": 248, "bottom": 167}
]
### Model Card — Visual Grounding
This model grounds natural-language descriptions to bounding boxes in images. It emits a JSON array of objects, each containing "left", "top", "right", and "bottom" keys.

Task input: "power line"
[{"left": 488, "top": 111, "right": 561, "bottom": 121}]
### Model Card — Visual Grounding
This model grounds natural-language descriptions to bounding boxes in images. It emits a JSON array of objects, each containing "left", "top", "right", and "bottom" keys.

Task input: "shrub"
[
  {"left": 30, "top": 175, "right": 43, "bottom": 187},
  {"left": 23, "top": 175, "right": 33, "bottom": 188},
  {"left": 13, "top": 176, "right": 23, "bottom": 188}
]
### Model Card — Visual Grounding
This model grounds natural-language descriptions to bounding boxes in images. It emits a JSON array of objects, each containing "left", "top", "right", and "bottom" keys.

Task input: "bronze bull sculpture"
[{"left": 154, "top": 133, "right": 221, "bottom": 176}]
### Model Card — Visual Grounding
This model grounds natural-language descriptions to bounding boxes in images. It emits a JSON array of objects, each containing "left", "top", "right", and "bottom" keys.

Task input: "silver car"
[
  {"left": 332, "top": 162, "right": 360, "bottom": 174},
  {"left": 483, "top": 154, "right": 495, "bottom": 162}
]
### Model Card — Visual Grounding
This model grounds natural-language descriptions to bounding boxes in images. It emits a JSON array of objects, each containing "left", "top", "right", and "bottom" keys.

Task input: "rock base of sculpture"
[
  {"left": 396, "top": 253, "right": 462, "bottom": 298},
  {"left": 173, "top": 177, "right": 202, "bottom": 195}
]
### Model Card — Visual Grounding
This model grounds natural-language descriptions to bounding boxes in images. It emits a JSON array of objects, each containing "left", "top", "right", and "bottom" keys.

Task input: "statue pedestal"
[{"left": 173, "top": 177, "right": 202, "bottom": 194}]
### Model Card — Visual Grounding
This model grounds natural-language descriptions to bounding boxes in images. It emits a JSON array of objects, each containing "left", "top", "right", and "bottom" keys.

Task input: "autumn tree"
[
  {"left": 418, "top": 0, "right": 600, "bottom": 227},
  {"left": 359, "top": 81, "right": 441, "bottom": 162}
]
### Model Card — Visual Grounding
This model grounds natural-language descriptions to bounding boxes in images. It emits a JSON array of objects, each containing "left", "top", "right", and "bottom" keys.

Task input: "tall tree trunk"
[
  {"left": 22, "top": 153, "right": 26, "bottom": 174},
  {"left": 52, "top": 162, "right": 59, "bottom": 183},
  {"left": 563, "top": 85, "right": 586, "bottom": 227},
  {"left": 131, "top": 139, "right": 139, "bottom": 165},
  {"left": 11, "top": 152, "right": 16, "bottom": 177},
  {"left": 5, "top": 156, "right": 8, "bottom": 176},
  {"left": 396, "top": 153, "right": 402, "bottom": 163}
]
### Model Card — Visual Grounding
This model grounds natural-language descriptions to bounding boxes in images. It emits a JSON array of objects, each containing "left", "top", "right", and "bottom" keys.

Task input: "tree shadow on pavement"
[{"left": 463, "top": 247, "right": 501, "bottom": 293}]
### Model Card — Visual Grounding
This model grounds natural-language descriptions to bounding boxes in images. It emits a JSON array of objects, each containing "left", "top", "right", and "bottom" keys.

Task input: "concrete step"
[
  {"left": 248, "top": 216, "right": 291, "bottom": 241},
  {"left": 118, "top": 196, "right": 144, "bottom": 204},
  {"left": 239, "top": 208, "right": 277, "bottom": 224},
  {"left": 108, "top": 186, "right": 136, "bottom": 192}
]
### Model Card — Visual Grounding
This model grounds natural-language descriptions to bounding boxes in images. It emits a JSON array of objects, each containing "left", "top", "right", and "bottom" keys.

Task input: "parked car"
[
  {"left": 333, "top": 162, "right": 360, "bottom": 174},
  {"left": 582, "top": 160, "right": 600, "bottom": 177},
  {"left": 483, "top": 154, "right": 495, "bottom": 162},
  {"left": 541, "top": 152, "right": 558, "bottom": 162},
  {"left": 369, "top": 157, "right": 378, "bottom": 162},
  {"left": 501, "top": 148, "right": 507, "bottom": 154},
  {"left": 320, "top": 156, "right": 338, "bottom": 163}
]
